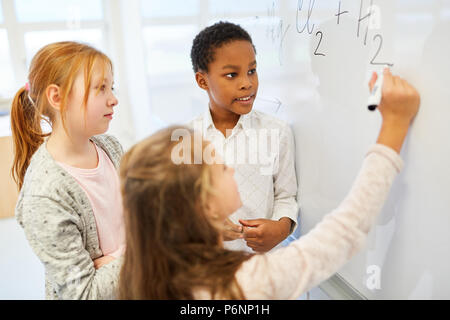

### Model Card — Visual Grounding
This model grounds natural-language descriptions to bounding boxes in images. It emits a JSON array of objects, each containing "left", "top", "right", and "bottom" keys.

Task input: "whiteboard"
[
  {"left": 235, "top": 0, "right": 450, "bottom": 299},
  {"left": 146, "top": 0, "right": 450, "bottom": 299}
]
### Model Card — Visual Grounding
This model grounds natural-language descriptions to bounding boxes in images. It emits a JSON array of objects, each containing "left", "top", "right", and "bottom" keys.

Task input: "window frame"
[
  {"left": 0, "top": 0, "right": 295, "bottom": 141},
  {"left": 0, "top": 0, "right": 109, "bottom": 104},
  {"left": 0, "top": 0, "right": 144, "bottom": 147},
  {"left": 139, "top": 0, "right": 291, "bottom": 88}
]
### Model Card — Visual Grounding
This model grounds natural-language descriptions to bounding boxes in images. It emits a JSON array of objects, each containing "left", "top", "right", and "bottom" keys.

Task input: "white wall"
[{"left": 0, "top": 218, "right": 45, "bottom": 299}]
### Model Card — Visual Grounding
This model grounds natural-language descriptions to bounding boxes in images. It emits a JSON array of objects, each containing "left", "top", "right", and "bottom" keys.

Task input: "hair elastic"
[{"left": 24, "top": 82, "right": 36, "bottom": 106}]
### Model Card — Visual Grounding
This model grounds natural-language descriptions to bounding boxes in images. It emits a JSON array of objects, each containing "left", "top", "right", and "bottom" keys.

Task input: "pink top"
[{"left": 57, "top": 143, "right": 125, "bottom": 258}]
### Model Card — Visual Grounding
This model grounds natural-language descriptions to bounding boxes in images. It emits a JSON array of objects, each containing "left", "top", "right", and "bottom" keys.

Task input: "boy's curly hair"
[{"left": 190, "top": 21, "right": 256, "bottom": 73}]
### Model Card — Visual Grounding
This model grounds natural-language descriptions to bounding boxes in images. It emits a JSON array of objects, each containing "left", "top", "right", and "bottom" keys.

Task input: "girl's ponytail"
[{"left": 10, "top": 86, "right": 48, "bottom": 190}]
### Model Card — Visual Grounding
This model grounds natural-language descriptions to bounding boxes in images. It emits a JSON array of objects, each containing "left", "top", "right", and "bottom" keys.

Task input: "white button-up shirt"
[{"left": 189, "top": 109, "right": 299, "bottom": 252}]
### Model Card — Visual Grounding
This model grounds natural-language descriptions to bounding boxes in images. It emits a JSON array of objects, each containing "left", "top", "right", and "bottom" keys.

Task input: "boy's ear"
[
  {"left": 46, "top": 84, "right": 62, "bottom": 111},
  {"left": 195, "top": 71, "right": 208, "bottom": 91}
]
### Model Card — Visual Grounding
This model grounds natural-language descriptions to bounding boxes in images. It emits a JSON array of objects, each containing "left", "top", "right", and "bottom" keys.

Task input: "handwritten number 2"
[
  {"left": 314, "top": 31, "right": 325, "bottom": 56},
  {"left": 370, "top": 34, "right": 394, "bottom": 67}
]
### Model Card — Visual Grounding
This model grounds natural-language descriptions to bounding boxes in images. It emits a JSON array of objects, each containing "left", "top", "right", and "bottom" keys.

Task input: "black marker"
[{"left": 367, "top": 73, "right": 383, "bottom": 111}]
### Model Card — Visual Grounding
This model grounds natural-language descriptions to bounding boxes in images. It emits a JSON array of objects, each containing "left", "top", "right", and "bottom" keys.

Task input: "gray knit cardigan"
[{"left": 15, "top": 135, "right": 124, "bottom": 300}]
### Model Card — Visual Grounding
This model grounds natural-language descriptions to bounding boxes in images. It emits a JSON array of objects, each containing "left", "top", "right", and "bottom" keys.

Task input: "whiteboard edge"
[{"left": 319, "top": 273, "right": 367, "bottom": 300}]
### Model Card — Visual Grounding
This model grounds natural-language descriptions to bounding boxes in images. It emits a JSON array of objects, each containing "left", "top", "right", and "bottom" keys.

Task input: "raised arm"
[{"left": 236, "top": 69, "right": 420, "bottom": 299}]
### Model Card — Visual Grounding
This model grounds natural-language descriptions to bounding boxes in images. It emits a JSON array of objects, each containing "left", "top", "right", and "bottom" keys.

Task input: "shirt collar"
[
  {"left": 204, "top": 107, "right": 253, "bottom": 133},
  {"left": 204, "top": 107, "right": 215, "bottom": 133},
  {"left": 237, "top": 110, "right": 252, "bottom": 131}
]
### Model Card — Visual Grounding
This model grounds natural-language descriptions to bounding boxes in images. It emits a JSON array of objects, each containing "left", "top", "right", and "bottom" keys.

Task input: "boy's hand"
[
  {"left": 223, "top": 218, "right": 244, "bottom": 241},
  {"left": 93, "top": 255, "right": 115, "bottom": 270},
  {"left": 239, "top": 217, "right": 292, "bottom": 253}
]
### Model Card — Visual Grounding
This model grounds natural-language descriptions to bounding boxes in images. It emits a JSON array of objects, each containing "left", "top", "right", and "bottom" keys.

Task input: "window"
[
  {"left": 0, "top": 0, "right": 106, "bottom": 100},
  {"left": 24, "top": 29, "right": 104, "bottom": 65},
  {"left": 209, "top": 0, "right": 275, "bottom": 15},
  {"left": 140, "top": 0, "right": 203, "bottom": 126},
  {"left": 14, "top": 0, "right": 103, "bottom": 23},
  {"left": 141, "top": 0, "right": 199, "bottom": 18},
  {"left": 0, "top": 5, "right": 15, "bottom": 99},
  {"left": 139, "top": 0, "right": 289, "bottom": 126},
  {"left": 16, "top": 0, "right": 106, "bottom": 65},
  {"left": 0, "top": 0, "right": 114, "bottom": 139},
  {"left": 0, "top": 31, "right": 15, "bottom": 99},
  {"left": 142, "top": 25, "right": 197, "bottom": 81}
]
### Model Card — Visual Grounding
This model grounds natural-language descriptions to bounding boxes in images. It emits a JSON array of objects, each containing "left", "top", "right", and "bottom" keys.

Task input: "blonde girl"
[
  {"left": 11, "top": 41, "right": 124, "bottom": 299},
  {"left": 118, "top": 69, "right": 420, "bottom": 299}
]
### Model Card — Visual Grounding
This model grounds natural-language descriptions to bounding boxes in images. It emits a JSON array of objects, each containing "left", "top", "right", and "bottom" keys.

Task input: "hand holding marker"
[
  {"left": 368, "top": 68, "right": 419, "bottom": 113},
  {"left": 368, "top": 68, "right": 420, "bottom": 153}
]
